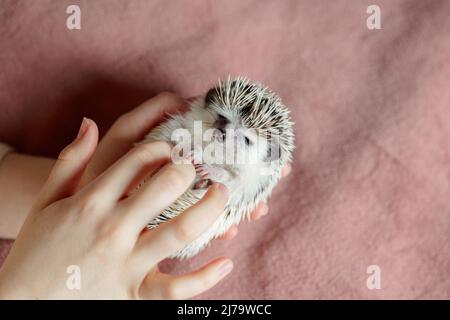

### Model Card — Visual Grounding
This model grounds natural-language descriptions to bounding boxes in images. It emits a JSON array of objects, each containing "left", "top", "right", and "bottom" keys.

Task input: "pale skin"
[{"left": 0, "top": 93, "right": 291, "bottom": 299}]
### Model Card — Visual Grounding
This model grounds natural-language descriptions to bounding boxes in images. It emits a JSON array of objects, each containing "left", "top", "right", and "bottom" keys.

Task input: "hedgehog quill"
[{"left": 141, "top": 77, "right": 295, "bottom": 258}]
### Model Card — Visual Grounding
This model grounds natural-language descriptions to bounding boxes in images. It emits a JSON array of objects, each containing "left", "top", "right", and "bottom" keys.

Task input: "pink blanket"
[{"left": 0, "top": 0, "right": 449, "bottom": 299}]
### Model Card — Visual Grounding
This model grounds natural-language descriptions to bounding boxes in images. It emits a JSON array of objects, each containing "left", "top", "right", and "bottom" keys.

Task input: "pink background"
[{"left": 0, "top": 0, "right": 449, "bottom": 299}]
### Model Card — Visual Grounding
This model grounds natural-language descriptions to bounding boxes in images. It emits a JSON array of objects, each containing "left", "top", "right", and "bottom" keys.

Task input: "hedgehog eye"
[
  {"left": 244, "top": 136, "right": 252, "bottom": 146},
  {"left": 217, "top": 114, "right": 226, "bottom": 121}
]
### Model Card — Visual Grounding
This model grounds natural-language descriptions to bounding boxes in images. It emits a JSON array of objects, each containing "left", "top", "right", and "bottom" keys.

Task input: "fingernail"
[
  {"left": 217, "top": 260, "right": 233, "bottom": 277},
  {"left": 77, "top": 117, "right": 90, "bottom": 139}
]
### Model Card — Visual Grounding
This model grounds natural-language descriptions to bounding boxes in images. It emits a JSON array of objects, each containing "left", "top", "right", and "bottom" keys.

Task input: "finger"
[
  {"left": 119, "top": 161, "right": 196, "bottom": 231},
  {"left": 36, "top": 118, "right": 98, "bottom": 209},
  {"left": 82, "top": 141, "right": 172, "bottom": 203},
  {"left": 281, "top": 163, "right": 292, "bottom": 177},
  {"left": 84, "top": 92, "right": 187, "bottom": 183},
  {"left": 140, "top": 258, "right": 233, "bottom": 299},
  {"left": 132, "top": 183, "right": 229, "bottom": 267},
  {"left": 217, "top": 225, "right": 238, "bottom": 240},
  {"left": 250, "top": 202, "right": 269, "bottom": 221}
]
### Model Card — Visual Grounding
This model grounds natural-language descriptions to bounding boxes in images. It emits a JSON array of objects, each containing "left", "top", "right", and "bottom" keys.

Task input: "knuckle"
[
  {"left": 132, "top": 141, "right": 172, "bottom": 166},
  {"left": 133, "top": 144, "right": 158, "bottom": 165},
  {"left": 44, "top": 198, "right": 77, "bottom": 226},
  {"left": 94, "top": 219, "right": 129, "bottom": 249},
  {"left": 81, "top": 166, "right": 99, "bottom": 185},
  {"left": 150, "top": 140, "right": 173, "bottom": 156},
  {"left": 114, "top": 113, "right": 132, "bottom": 130},
  {"left": 109, "top": 113, "right": 138, "bottom": 141},
  {"left": 76, "top": 194, "right": 103, "bottom": 216}
]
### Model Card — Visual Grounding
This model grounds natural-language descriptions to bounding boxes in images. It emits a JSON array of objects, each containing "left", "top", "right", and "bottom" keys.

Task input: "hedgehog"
[{"left": 140, "top": 76, "right": 295, "bottom": 259}]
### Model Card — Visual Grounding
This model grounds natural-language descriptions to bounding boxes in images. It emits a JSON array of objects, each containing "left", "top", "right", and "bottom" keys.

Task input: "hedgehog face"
[{"left": 180, "top": 102, "right": 269, "bottom": 197}]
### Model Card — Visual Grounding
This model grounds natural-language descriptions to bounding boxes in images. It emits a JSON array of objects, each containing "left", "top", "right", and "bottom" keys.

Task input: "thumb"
[{"left": 36, "top": 118, "right": 99, "bottom": 209}]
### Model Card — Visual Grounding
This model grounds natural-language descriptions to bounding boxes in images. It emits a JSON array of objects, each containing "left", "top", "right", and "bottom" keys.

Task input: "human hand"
[{"left": 0, "top": 119, "right": 231, "bottom": 299}]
